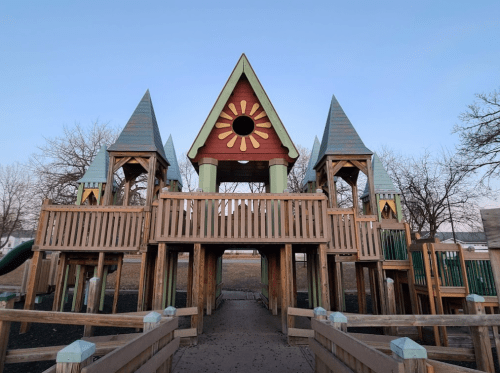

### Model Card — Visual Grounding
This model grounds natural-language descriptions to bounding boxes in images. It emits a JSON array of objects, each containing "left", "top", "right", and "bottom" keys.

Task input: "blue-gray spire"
[
  {"left": 302, "top": 136, "right": 321, "bottom": 189},
  {"left": 164, "top": 135, "right": 183, "bottom": 187},
  {"left": 315, "top": 94, "right": 372, "bottom": 168},
  {"left": 108, "top": 90, "right": 167, "bottom": 161},
  {"left": 78, "top": 145, "right": 109, "bottom": 188},
  {"left": 361, "top": 153, "right": 399, "bottom": 198}
]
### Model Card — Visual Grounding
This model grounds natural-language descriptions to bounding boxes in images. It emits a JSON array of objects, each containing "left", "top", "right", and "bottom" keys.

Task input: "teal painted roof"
[
  {"left": 315, "top": 94, "right": 372, "bottom": 168},
  {"left": 361, "top": 153, "right": 399, "bottom": 198},
  {"left": 108, "top": 90, "right": 167, "bottom": 162},
  {"left": 78, "top": 145, "right": 109, "bottom": 187},
  {"left": 164, "top": 135, "right": 183, "bottom": 187},
  {"left": 302, "top": 136, "right": 321, "bottom": 188}
]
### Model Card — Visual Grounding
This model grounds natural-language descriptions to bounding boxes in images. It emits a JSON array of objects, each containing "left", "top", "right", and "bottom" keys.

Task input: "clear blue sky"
[{"left": 1, "top": 1, "right": 499, "bottom": 168}]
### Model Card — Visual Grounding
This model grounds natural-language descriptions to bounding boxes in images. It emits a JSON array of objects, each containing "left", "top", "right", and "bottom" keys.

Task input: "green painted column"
[
  {"left": 76, "top": 184, "right": 84, "bottom": 205},
  {"left": 395, "top": 194, "right": 403, "bottom": 222},
  {"left": 375, "top": 194, "right": 382, "bottom": 221},
  {"left": 198, "top": 158, "right": 218, "bottom": 192},
  {"left": 269, "top": 158, "right": 288, "bottom": 193}
]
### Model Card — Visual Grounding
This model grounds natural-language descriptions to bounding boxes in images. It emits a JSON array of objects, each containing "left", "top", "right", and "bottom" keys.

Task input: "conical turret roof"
[
  {"left": 302, "top": 136, "right": 321, "bottom": 188},
  {"left": 315, "top": 95, "right": 372, "bottom": 168},
  {"left": 164, "top": 135, "right": 182, "bottom": 187},
  {"left": 361, "top": 153, "right": 399, "bottom": 198},
  {"left": 78, "top": 145, "right": 109, "bottom": 187},
  {"left": 108, "top": 90, "right": 167, "bottom": 161}
]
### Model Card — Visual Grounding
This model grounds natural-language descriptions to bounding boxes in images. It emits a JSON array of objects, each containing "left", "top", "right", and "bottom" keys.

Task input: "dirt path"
[{"left": 172, "top": 291, "right": 314, "bottom": 373}]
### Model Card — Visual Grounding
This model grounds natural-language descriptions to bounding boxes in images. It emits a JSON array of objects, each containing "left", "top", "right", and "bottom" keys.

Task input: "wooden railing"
[
  {"left": 36, "top": 205, "right": 146, "bottom": 252},
  {"left": 327, "top": 209, "right": 381, "bottom": 260},
  {"left": 463, "top": 251, "right": 497, "bottom": 297},
  {"left": 155, "top": 192, "right": 329, "bottom": 244},
  {"left": 310, "top": 312, "right": 485, "bottom": 373},
  {"left": 379, "top": 221, "right": 409, "bottom": 261}
]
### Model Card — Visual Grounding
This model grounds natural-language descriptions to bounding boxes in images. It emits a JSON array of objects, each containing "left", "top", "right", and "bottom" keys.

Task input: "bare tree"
[
  {"left": 454, "top": 87, "right": 500, "bottom": 180},
  {"left": 178, "top": 153, "right": 199, "bottom": 192},
  {"left": 287, "top": 144, "right": 309, "bottom": 193},
  {"left": 29, "top": 120, "right": 119, "bottom": 205},
  {"left": 378, "top": 147, "right": 489, "bottom": 237},
  {"left": 0, "top": 164, "right": 31, "bottom": 249}
]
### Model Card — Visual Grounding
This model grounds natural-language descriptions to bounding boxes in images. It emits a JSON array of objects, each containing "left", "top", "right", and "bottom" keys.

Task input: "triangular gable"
[
  {"left": 315, "top": 94, "right": 372, "bottom": 168},
  {"left": 164, "top": 135, "right": 183, "bottom": 187},
  {"left": 108, "top": 90, "right": 167, "bottom": 162},
  {"left": 78, "top": 145, "right": 109, "bottom": 187},
  {"left": 188, "top": 54, "right": 298, "bottom": 161},
  {"left": 361, "top": 153, "right": 399, "bottom": 198},
  {"left": 302, "top": 136, "right": 321, "bottom": 188}
]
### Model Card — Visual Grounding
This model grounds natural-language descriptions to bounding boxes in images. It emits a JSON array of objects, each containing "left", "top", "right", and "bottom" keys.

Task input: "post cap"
[
  {"left": 316, "top": 189, "right": 323, "bottom": 193},
  {"left": 329, "top": 312, "right": 347, "bottom": 324},
  {"left": 143, "top": 311, "right": 162, "bottom": 323},
  {"left": 466, "top": 294, "right": 485, "bottom": 303},
  {"left": 56, "top": 340, "right": 96, "bottom": 363},
  {"left": 89, "top": 277, "right": 99, "bottom": 284},
  {"left": 163, "top": 306, "right": 177, "bottom": 316},
  {"left": 385, "top": 278, "right": 394, "bottom": 284},
  {"left": 313, "top": 307, "right": 327, "bottom": 317},
  {"left": 0, "top": 292, "right": 16, "bottom": 301},
  {"left": 390, "top": 337, "right": 427, "bottom": 359}
]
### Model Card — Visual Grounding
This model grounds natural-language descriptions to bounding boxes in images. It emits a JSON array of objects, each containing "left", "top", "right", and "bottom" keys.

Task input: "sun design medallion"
[{"left": 216, "top": 101, "right": 271, "bottom": 152}]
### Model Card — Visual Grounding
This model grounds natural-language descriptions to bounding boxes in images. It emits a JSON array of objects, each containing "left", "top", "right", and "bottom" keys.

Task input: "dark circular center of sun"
[{"left": 232, "top": 116, "right": 254, "bottom": 136}]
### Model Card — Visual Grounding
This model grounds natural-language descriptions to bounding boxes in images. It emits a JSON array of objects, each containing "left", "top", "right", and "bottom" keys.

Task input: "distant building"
[
  {"left": 1, "top": 230, "right": 35, "bottom": 254},
  {"left": 421, "top": 232, "right": 488, "bottom": 252}
]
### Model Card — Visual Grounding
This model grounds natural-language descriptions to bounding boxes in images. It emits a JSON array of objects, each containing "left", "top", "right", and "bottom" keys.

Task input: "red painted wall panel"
[{"left": 194, "top": 76, "right": 293, "bottom": 163}]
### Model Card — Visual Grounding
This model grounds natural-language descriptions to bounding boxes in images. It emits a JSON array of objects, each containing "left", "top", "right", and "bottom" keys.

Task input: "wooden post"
[
  {"left": 112, "top": 254, "right": 123, "bottom": 314},
  {"left": 390, "top": 337, "right": 428, "bottom": 373},
  {"left": 280, "top": 245, "right": 290, "bottom": 334},
  {"left": 333, "top": 260, "right": 343, "bottom": 311},
  {"left": 318, "top": 244, "right": 330, "bottom": 311},
  {"left": 466, "top": 294, "right": 495, "bottom": 372},
  {"left": 355, "top": 262, "right": 367, "bottom": 314},
  {"left": 328, "top": 311, "right": 347, "bottom": 332},
  {"left": 313, "top": 307, "right": 328, "bottom": 372},
  {"left": 187, "top": 250, "right": 193, "bottom": 308},
  {"left": 137, "top": 252, "right": 148, "bottom": 312},
  {"left": 83, "top": 277, "right": 101, "bottom": 337},
  {"left": 385, "top": 278, "right": 397, "bottom": 336},
  {"left": 143, "top": 311, "right": 162, "bottom": 359},
  {"left": 153, "top": 244, "right": 167, "bottom": 310},
  {"left": 0, "top": 292, "right": 16, "bottom": 373},
  {"left": 20, "top": 250, "right": 43, "bottom": 333},
  {"left": 56, "top": 340, "right": 96, "bottom": 373}
]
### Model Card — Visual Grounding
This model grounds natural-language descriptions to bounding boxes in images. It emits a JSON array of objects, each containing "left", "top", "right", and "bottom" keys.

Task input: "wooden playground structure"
[{"left": 4, "top": 54, "right": 500, "bottom": 372}]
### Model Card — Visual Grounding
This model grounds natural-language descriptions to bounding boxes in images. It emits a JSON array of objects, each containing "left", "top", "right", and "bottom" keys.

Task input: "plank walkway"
[{"left": 172, "top": 291, "right": 314, "bottom": 372}]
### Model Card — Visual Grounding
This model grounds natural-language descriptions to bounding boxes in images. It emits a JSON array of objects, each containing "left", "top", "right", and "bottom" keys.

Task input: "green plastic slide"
[{"left": 0, "top": 239, "right": 34, "bottom": 276}]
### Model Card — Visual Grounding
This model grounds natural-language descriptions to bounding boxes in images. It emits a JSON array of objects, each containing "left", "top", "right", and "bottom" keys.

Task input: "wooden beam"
[
  {"left": 318, "top": 244, "right": 330, "bottom": 311},
  {"left": 20, "top": 251, "right": 43, "bottom": 334}
]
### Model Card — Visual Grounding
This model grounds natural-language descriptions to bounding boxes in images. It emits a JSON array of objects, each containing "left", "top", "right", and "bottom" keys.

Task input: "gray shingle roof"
[
  {"left": 164, "top": 135, "right": 183, "bottom": 187},
  {"left": 78, "top": 145, "right": 109, "bottom": 187},
  {"left": 108, "top": 90, "right": 167, "bottom": 162},
  {"left": 315, "top": 94, "right": 372, "bottom": 168},
  {"left": 361, "top": 153, "right": 399, "bottom": 198},
  {"left": 302, "top": 136, "right": 321, "bottom": 188}
]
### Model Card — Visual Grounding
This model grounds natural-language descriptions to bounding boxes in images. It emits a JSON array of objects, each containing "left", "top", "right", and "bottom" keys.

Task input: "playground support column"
[
  {"left": 153, "top": 244, "right": 167, "bottom": 310},
  {"left": 20, "top": 254, "right": 42, "bottom": 332},
  {"left": 269, "top": 158, "right": 288, "bottom": 193},
  {"left": 318, "top": 244, "right": 330, "bottom": 311},
  {"left": 280, "top": 244, "right": 293, "bottom": 334},
  {"left": 198, "top": 158, "right": 218, "bottom": 193}
]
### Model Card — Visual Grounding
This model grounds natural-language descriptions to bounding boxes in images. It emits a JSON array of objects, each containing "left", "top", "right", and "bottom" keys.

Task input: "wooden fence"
[
  {"left": 155, "top": 192, "right": 329, "bottom": 244},
  {"left": 0, "top": 306, "right": 193, "bottom": 372},
  {"left": 463, "top": 251, "right": 497, "bottom": 297},
  {"left": 36, "top": 205, "right": 146, "bottom": 252},
  {"left": 310, "top": 312, "right": 483, "bottom": 373},
  {"left": 326, "top": 209, "right": 381, "bottom": 260},
  {"left": 288, "top": 306, "right": 499, "bottom": 371}
]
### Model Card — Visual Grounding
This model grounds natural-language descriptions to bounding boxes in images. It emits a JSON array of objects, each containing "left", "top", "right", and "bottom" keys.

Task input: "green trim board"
[{"left": 188, "top": 54, "right": 299, "bottom": 161}]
